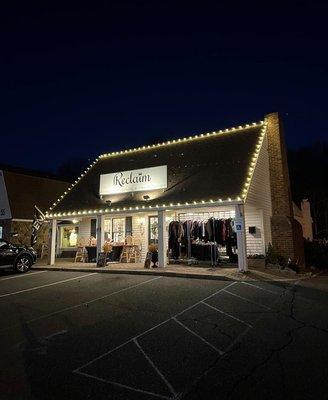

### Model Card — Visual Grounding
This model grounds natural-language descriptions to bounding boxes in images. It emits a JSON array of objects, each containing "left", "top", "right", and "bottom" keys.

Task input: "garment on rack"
[
  {"left": 191, "top": 242, "right": 219, "bottom": 264},
  {"left": 168, "top": 221, "right": 184, "bottom": 259},
  {"left": 169, "top": 216, "right": 236, "bottom": 263}
]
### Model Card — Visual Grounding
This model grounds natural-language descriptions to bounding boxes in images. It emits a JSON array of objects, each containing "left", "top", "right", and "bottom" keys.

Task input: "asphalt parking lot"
[{"left": 0, "top": 270, "right": 327, "bottom": 400}]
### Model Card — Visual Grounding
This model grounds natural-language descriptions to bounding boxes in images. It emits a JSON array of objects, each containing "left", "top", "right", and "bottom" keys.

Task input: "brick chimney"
[{"left": 265, "top": 112, "right": 305, "bottom": 265}]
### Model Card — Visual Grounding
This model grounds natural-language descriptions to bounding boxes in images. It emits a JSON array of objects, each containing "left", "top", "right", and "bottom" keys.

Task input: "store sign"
[
  {"left": 100, "top": 165, "right": 167, "bottom": 195},
  {"left": 235, "top": 217, "right": 244, "bottom": 232},
  {"left": 0, "top": 171, "right": 12, "bottom": 220}
]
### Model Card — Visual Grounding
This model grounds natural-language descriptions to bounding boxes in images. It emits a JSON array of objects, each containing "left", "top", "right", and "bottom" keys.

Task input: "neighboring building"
[
  {"left": 0, "top": 165, "right": 70, "bottom": 254},
  {"left": 293, "top": 199, "right": 313, "bottom": 241},
  {"left": 47, "top": 112, "right": 305, "bottom": 270}
]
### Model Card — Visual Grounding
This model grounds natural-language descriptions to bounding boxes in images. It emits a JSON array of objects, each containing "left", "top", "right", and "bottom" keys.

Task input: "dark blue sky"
[{"left": 1, "top": 1, "right": 327, "bottom": 173}]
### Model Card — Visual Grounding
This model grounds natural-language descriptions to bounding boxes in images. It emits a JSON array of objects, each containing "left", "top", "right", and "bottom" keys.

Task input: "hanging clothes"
[{"left": 168, "top": 221, "right": 184, "bottom": 259}]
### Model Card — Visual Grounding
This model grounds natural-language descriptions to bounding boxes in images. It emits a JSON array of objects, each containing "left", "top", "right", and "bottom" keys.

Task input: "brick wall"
[
  {"left": 10, "top": 221, "right": 49, "bottom": 256},
  {"left": 265, "top": 112, "right": 305, "bottom": 264}
]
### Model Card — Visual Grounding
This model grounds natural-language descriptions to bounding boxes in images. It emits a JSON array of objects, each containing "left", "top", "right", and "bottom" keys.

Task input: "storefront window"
[
  {"left": 149, "top": 216, "right": 158, "bottom": 244},
  {"left": 112, "top": 218, "right": 125, "bottom": 242},
  {"left": 60, "top": 226, "right": 79, "bottom": 248}
]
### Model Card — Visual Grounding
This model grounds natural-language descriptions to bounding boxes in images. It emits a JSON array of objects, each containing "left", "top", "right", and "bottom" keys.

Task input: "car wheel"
[{"left": 14, "top": 255, "right": 32, "bottom": 273}]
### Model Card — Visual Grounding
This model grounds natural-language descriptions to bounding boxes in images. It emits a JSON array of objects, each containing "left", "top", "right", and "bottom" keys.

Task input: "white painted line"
[
  {"left": 201, "top": 301, "right": 253, "bottom": 328},
  {"left": 173, "top": 317, "right": 224, "bottom": 355},
  {"left": 75, "top": 370, "right": 171, "bottom": 400},
  {"left": 134, "top": 338, "right": 177, "bottom": 398},
  {"left": 0, "top": 276, "right": 162, "bottom": 334},
  {"left": 0, "top": 270, "right": 48, "bottom": 282},
  {"left": 0, "top": 273, "right": 96, "bottom": 298},
  {"left": 174, "top": 281, "right": 237, "bottom": 318},
  {"left": 45, "top": 329, "right": 68, "bottom": 340},
  {"left": 222, "top": 280, "right": 301, "bottom": 355},
  {"left": 240, "top": 281, "right": 280, "bottom": 295},
  {"left": 74, "top": 281, "right": 236, "bottom": 373},
  {"left": 222, "top": 289, "right": 272, "bottom": 310}
]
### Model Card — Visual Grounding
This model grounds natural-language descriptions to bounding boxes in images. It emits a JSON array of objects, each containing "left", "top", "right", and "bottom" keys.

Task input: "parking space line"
[
  {"left": 0, "top": 273, "right": 96, "bottom": 298},
  {"left": 174, "top": 281, "right": 237, "bottom": 318},
  {"left": 173, "top": 317, "right": 225, "bottom": 355},
  {"left": 201, "top": 301, "right": 253, "bottom": 328},
  {"left": 74, "top": 282, "right": 236, "bottom": 373},
  {"left": 240, "top": 281, "right": 281, "bottom": 294},
  {"left": 222, "top": 288, "right": 272, "bottom": 310},
  {"left": 76, "top": 370, "right": 171, "bottom": 400},
  {"left": 0, "top": 276, "right": 162, "bottom": 334},
  {"left": 0, "top": 270, "right": 48, "bottom": 282},
  {"left": 134, "top": 338, "right": 177, "bottom": 398}
]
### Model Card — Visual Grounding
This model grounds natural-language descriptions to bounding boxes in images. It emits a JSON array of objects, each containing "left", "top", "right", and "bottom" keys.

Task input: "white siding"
[
  {"left": 245, "top": 206, "right": 265, "bottom": 255},
  {"left": 78, "top": 218, "right": 91, "bottom": 245},
  {"left": 245, "top": 133, "right": 272, "bottom": 253}
]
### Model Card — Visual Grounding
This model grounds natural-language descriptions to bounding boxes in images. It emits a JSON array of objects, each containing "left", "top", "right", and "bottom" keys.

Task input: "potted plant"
[{"left": 247, "top": 254, "right": 265, "bottom": 268}]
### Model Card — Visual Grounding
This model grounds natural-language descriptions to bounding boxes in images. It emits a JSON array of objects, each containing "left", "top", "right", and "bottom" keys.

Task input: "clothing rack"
[{"left": 178, "top": 210, "right": 235, "bottom": 221}]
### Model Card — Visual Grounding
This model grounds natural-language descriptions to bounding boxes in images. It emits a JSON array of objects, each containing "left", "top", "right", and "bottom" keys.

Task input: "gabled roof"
[{"left": 50, "top": 121, "right": 267, "bottom": 216}]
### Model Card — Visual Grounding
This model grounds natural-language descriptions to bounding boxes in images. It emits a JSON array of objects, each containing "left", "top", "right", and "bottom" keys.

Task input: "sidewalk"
[{"left": 33, "top": 259, "right": 312, "bottom": 283}]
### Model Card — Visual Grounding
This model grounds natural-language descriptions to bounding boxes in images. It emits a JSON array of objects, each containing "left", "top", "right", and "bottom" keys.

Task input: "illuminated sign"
[{"left": 100, "top": 165, "right": 167, "bottom": 195}]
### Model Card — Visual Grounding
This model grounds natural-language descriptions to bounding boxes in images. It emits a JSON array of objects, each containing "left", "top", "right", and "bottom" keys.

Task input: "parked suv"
[{"left": 0, "top": 239, "right": 37, "bottom": 273}]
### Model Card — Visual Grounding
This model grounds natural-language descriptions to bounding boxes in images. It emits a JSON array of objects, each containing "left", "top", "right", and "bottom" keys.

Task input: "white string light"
[{"left": 46, "top": 120, "right": 265, "bottom": 217}]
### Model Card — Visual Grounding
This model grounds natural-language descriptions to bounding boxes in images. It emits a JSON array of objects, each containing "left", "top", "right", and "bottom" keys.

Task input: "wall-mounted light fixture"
[{"left": 143, "top": 195, "right": 150, "bottom": 201}]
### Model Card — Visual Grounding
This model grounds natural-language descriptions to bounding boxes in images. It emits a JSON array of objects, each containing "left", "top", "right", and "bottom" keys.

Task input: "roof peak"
[{"left": 99, "top": 120, "right": 264, "bottom": 160}]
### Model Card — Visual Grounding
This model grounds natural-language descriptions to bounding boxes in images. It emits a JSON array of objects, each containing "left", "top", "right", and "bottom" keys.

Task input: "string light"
[
  {"left": 240, "top": 121, "right": 268, "bottom": 200},
  {"left": 47, "top": 120, "right": 265, "bottom": 216}
]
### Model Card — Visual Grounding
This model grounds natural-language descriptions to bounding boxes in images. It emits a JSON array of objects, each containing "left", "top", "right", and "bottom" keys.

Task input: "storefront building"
[{"left": 47, "top": 112, "right": 304, "bottom": 270}]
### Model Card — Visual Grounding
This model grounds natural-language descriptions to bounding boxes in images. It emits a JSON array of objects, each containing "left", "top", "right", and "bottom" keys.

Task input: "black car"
[{"left": 0, "top": 239, "right": 37, "bottom": 273}]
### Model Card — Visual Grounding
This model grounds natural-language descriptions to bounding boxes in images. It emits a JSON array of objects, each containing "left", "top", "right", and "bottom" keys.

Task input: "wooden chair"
[
  {"left": 129, "top": 237, "right": 142, "bottom": 263},
  {"left": 119, "top": 246, "right": 130, "bottom": 263},
  {"left": 128, "top": 245, "right": 141, "bottom": 263},
  {"left": 75, "top": 246, "right": 88, "bottom": 263},
  {"left": 40, "top": 244, "right": 48, "bottom": 259},
  {"left": 125, "top": 235, "right": 133, "bottom": 245},
  {"left": 119, "top": 235, "right": 133, "bottom": 263}
]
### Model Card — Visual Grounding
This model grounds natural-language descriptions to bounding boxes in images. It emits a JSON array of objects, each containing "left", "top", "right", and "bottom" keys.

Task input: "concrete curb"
[{"left": 31, "top": 266, "right": 234, "bottom": 281}]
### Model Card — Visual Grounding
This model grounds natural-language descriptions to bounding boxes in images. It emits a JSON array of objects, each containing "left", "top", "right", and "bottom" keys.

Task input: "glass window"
[
  {"left": 149, "top": 216, "right": 158, "bottom": 245},
  {"left": 112, "top": 218, "right": 125, "bottom": 243},
  {"left": 60, "top": 226, "right": 79, "bottom": 248}
]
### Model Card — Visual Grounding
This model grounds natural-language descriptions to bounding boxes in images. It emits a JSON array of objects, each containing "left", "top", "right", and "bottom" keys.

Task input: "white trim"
[{"left": 48, "top": 200, "right": 243, "bottom": 219}]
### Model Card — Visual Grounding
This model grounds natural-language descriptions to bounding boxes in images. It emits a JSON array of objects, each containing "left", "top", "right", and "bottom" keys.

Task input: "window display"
[
  {"left": 112, "top": 218, "right": 125, "bottom": 242},
  {"left": 60, "top": 226, "right": 79, "bottom": 248},
  {"left": 149, "top": 216, "right": 158, "bottom": 244}
]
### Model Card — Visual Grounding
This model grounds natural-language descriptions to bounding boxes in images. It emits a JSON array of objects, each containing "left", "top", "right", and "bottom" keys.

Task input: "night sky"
[{"left": 1, "top": 1, "right": 327, "bottom": 173}]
